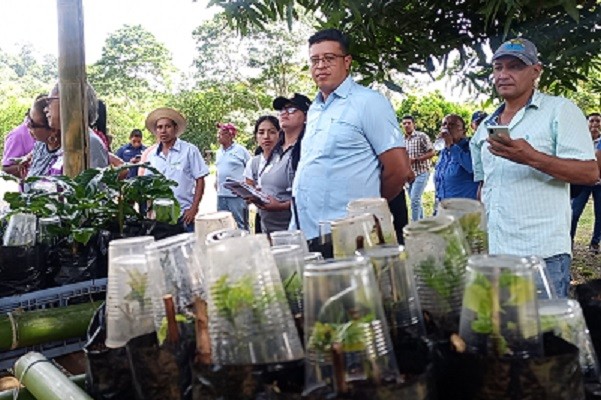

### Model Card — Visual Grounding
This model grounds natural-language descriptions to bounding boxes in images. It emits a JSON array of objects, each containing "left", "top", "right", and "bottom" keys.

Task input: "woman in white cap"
[{"left": 144, "top": 107, "right": 210, "bottom": 232}]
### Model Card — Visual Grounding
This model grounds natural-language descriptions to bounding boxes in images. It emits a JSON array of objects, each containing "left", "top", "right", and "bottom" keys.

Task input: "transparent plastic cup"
[
  {"left": 433, "top": 137, "right": 446, "bottom": 151},
  {"left": 194, "top": 211, "right": 236, "bottom": 246},
  {"left": 331, "top": 213, "right": 380, "bottom": 258},
  {"left": 271, "top": 244, "right": 305, "bottom": 315},
  {"left": 3, "top": 213, "right": 36, "bottom": 246},
  {"left": 303, "top": 256, "right": 400, "bottom": 397},
  {"left": 304, "top": 252, "right": 324, "bottom": 264},
  {"left": 145, "top": 233, "right": 205, "bottom": 335},
  {"left": 205, "top": 234, "right": 304, "bottom": 364},
  {"left": 106, "top": 236, "right": 155, "bottom": 348},
  {"left": 347, "top": 197, "right": 397, "bottom": 244},
  {"left": 270, "top": 230, "right": 310, "bottom": 254},
  {"left": 153, "top": 198, "right": 176, "bottom": 223},
  {"left": 437, "top": 198, "right": 488, "bottom": 254},
  {"left": 205, "top": 228, "right": 249, "bottom": 244},
  {"left": 37, "top": 216, "right": 61, "bottom": 245},
  {"left": 525, "top": 256, "right": 557, "bottom": 300},
  {"left": 359, "top": 244, "right": 425, "bottom": 338},
  {"left": 403, "top": 216, "right": 469, "bottom": 333},
  {"left": 459, "top": 254, "right": 543, "bottom": 358},
  {"left": 539, "top": 299, "right": 600, "bottom": 381}
]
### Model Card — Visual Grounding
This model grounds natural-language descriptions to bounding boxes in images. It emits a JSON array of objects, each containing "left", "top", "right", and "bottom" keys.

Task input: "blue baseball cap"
[
  {"left": 471, "top": 111, "right": 488, "bottom": 124},
  {"left": 492, "top": 38, "right": 539, "bottom": 65}
]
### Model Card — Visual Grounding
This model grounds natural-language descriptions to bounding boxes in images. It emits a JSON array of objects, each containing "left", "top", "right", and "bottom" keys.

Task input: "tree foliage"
[{"left": 209, "top": 0, "right": 601, "bottom": 94}]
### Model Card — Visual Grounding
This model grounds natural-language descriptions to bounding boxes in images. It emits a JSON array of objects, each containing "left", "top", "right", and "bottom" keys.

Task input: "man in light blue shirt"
[
  {"left": 215, "top": 122, "right": 251, "bottom": 229},
  {"left": 145, "top": 107, "right": 210, "bottom": 232},
  {"left": 470, "top": 38, "right": 599, "bottom": 297},
  {"left": 291, "top": 28, "right": 412, "bottom": 241}
]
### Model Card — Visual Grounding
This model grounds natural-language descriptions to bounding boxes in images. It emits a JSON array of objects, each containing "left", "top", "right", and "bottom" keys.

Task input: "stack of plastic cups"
[
  {"left": 347, "top": 197, "right": 398, "bottom": 244},
  {"left": 205, "top": 234, "right": 304, "bottom": 365},
  {"left": 270, "top": 230, "right": 310, "bottom": 254},
  {"left": 194, "top": 211, "right": 236, "bottom": 246},
  {"left": 303, "top": 256, "right": 401, "bottom": 397},
  {"left": 459, "top": 254, "right": 543, "bottom": 358},
  {"left": 145, "top": 232, "right": 205, "bottom": 336},
  {"left": 105, "top": 236, "right": 155, "bottom": 348},
  {"left": 539, "top": 299, "right": 600, "bottom": 382}
]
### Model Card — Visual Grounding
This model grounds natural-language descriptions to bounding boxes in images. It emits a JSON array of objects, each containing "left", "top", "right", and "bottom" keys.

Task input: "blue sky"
[{"left": 0, "top": 0, "right": 217, "bottom": 70}]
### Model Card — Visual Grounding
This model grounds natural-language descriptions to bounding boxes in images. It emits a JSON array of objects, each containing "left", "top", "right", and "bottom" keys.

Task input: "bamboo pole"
[
  {"left": 56, "top": 0, "right": 89, "bottom": 177},
  {"left": 0, "top": 374, "right": 85, "bottom": 400}
]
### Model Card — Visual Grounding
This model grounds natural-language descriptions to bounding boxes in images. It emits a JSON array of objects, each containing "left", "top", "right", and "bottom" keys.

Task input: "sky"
[{"left": 0, "top": 0, "right": 218, "bottom": 71}]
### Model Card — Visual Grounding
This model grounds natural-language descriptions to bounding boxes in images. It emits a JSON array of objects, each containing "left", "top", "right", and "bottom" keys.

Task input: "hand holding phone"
[{"left": 487, "top": 125, "right": 510, "bottom": 141}]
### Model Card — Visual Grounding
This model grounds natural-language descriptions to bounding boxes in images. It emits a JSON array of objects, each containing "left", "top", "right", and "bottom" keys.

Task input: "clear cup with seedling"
[
  {"left": 152, "top": 198, "right": 178, "bottom": 224},
  {"left": 403, "top": 216, "right": 469, "bottom": 335},
  {"left": 271, "top": 244, "right": 305, "bottom": 316},
  {"left": 347, "top": 198, "right": 398, "bottom": 245},
  {"left": 459, "top": 255, "right": 543, "bottom": 358},
  {"left": 438, "top": 198, "right": 488, "bottom": 255},
  {"left": 303, "top": 256, "right": 400, "bottom": 397}
]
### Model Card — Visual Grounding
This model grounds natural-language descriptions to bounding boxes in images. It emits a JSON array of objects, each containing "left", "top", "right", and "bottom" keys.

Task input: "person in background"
[
  {"left": 292, "top": 28, "right": 412, "bottom": 242},
  {"left": 2, "top": 99, "right": 40, "bottom": 177},
  {"left": 247, "top": 93, "right": 311, "bottom": 234},
  {"left": 116, "top": 129, "right": 147, "bottom": 178},
  {"left": 44, "top": 82, "right": 109, "bottom": 170},
  {"left": 571, "top": 112, "right": 601, "bottom": 254},
  {"left": 26, "top": 97, "right": 61, "bottom": 179},
  {"left": 244, "top": 115, "right": 280, "bottom": 233},
  {"left": 144, "top": 107, "right": 209, "bottom": 232},
  {"left": 470, "top": 110, "right": 488, "bottom": 132},
  {"left": 470, "top": 38, "right": 599, "bottom": 297},
  {"left": 402, "top": 115, "right": 434, "bottom": 221},
  {"left": 215, "top": 122, "right": 251, "bottom": 230},
  {"left": 434, "top": 114, "right": 479, "bottom": 202}
]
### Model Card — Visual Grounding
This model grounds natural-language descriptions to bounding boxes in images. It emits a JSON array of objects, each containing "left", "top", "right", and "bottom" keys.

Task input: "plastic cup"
[
  {"left": 106, "top": 236, "right": 155, "bottom": 348},
  {"left": 205, "top": 234, "right": 304, "bottom": 364},
  {"left": 303, "top": 256, "right": 400, "bottom": 396},
  {"left": 270, "top": 230, "right": 310, "bottom": 254},
  {"left": 3, "top": 213, "right": 37, "bottom": 246},
  {"left": 145, "top": 233, "right": 205, "bottom": 335},
  {"left": 271, "top": 244, "right": 305, "bottom": 315},
  {"left": 539, "top": 299, "right": 600, "bottom": 381},
  {"left": 347, "top": 197, "right": 397, "bottom": 244},
  {"left": 205, "top": 228, "right": 249, "bottom": 244},
  {"left": 433, "top": 137, "right": 446, "bottom": 151},
  {"left": 403, "top": 216, "right": 469, "bottom": 333},
  {"left": 194, "top": 211, "right": 236, "bottom": 246},
  {"left": 153, "top": 198, "right": 176, "bottom": 223},
  {"left": 37, "top": 216, "right": 61, "bottom": 245},
  {"left": 459, "top": 254, "right": 543, "bottom": 358},
  {"left": 525, "top": 256, "right": 557, "bottom": 300},
  {"left": 304, "top": 252, "right": 324, "bottom": 264},
  {"left": 331, "top": 213, "right": 380, "bottom": 258},
  {"left": 359, "top": 244, "right": 425, "bottom": 338},
  {"left": 437, "top": 198, "right": 488, "bottom": 254}
]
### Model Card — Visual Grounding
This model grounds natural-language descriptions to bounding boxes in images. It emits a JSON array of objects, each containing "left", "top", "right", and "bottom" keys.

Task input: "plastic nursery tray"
[{"left": 0, "top": 278, "right": 107, "bottom": 370}]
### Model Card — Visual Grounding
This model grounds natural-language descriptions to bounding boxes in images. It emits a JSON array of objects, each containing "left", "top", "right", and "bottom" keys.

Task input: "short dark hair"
[
  {"left": 401, "top": 115, "right": 415, "bottom": 122},
  {"left": 446, "top": 114, "right": 466, "bottom": 130},
  {"left": 130, "top": 129, "right": 143, "bottom": 139},
  {"left": 588, "top": 112, "right": 601, "bottom": 119},
  {"left": 308, "top": 29, "right": 350, "bottom": 54}
]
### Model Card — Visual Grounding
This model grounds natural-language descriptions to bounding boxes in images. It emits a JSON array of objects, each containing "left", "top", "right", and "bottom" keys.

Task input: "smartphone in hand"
[{"left": 487, "top": 125, "right": 510, "bottom": 141}]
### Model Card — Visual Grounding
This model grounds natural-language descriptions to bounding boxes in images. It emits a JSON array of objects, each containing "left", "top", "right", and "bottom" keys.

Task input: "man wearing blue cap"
[
  {"left": 470, "top": 38, "right": 599, "bottom": 298},
  {"left": 470, "top": 111, "right": 488, "bottom": 132}
]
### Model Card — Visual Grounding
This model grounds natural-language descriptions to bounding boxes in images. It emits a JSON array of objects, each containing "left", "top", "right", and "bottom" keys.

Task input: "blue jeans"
[
  {"left": 570, "top": 185, "right": 601, "bottom": 245},
  {"left": 408, "top": 171, "right": 430, "bottom": 221},
  {"left": 217, "top": 196, "right": 248, "bottom": 230},
  {"left": 543, "top": 253, "right": 571, "bottom": 298}
]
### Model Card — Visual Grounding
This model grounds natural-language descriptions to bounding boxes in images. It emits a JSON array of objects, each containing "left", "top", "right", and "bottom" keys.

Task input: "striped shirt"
[
  {"left": 470, "top": 91, "right": 595, "bottom": 258},
  {"left": 405, "top": 131, "right": 433, "bottom": 175}
]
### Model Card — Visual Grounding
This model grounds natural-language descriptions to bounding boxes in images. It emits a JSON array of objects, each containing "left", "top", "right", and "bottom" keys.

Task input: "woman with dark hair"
[
  {"left": 26, "top": 96, "right": 62, "bottom": 179},
  {"left": 246, "top": 93, "right": 311, "bottom": 233}
]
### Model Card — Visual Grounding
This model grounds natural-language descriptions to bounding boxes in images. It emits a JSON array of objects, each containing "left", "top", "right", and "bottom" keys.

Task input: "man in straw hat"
[
  {"left": 470, "top": 38, "right": 599, "bottom": 297},
  {"left": 145, "top": 107, "right": 209, "bottom": 232}
]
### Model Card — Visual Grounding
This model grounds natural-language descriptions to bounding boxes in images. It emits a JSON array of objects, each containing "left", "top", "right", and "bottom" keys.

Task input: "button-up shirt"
[
  {"left": 216, "top": 142, "right": 251, "bottom": 196},
  {"left": 291, "top": 76, "right": 405, "bottom": 239},
  {"left": 146, "top": 138, "right": 209, "bottom": 213},
  {"left": 470, "top": 91, "right": 595, "bottom": 258},
  {"left": 434, "top": 137, "right": 478, "bottom": 200},
  {"left": 116, "top": 143, "right": 147, "bottom": 178},
  {"left": 405, "top": 131, "right": 433, "bottom": 175}
]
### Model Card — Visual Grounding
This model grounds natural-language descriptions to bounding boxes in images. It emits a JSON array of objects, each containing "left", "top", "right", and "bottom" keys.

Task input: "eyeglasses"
[
  {"left": 309, "top": 53, "right": 347, "bottom": 67},
  {"left": 26, "top": 115, "right": 49, "bottom": 130},
  {"left": 44, "top": 96, "right": 59, "bottom": 105},
  {"left": 279, "top": 107, "right": 299, "bottom": 116}
]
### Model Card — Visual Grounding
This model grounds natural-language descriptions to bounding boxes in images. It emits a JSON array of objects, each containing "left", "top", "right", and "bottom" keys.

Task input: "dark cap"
[
  {"left": 273, "top": 93, "right": 312, "bottom": 113},
  {"left": 471, "top": 111, "right": 488, "bottom": 124},
  {"left": 492, "top": 38, "right": 539, "bottom": 65}
]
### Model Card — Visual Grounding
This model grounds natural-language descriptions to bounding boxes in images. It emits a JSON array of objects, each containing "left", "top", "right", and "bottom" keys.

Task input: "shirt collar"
[
  {"left": 486, "top": 90, "right": 540, "bottom": 126},
  {"left": 156, "top": 138, "right": 181, "bottom": 155},
  {"left": 315, "top": 75, "right": 353, "bottom": 103}
]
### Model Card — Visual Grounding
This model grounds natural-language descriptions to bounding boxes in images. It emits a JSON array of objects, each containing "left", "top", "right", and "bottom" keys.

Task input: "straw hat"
[{"left": 145, "top": 107, "right": 187, "bottom": 137}]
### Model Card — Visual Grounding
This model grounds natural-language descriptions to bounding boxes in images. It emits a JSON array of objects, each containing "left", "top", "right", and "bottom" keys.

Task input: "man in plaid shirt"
[{"left": 402, "top": 115, "right": 434, "bottom": 220}]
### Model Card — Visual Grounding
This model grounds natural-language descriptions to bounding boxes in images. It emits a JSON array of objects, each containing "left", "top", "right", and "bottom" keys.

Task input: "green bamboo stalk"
[
  {"left": 0, "top": 302, "right": 101, "bottom": 351},
  {"left": 14, "top": 353, "right": 92, "bottom": 400},
  {"left": 0, "top": 374, "right": 85, "bottom": 400}
]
